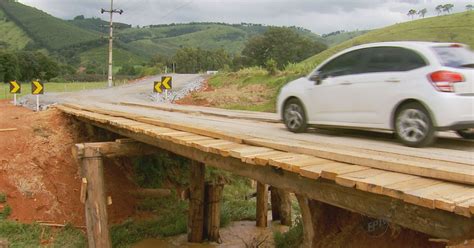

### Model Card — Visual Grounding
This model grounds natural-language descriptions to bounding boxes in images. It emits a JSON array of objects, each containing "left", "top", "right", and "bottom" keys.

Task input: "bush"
[
  {"left": 265, "top": 58, "right": 278, "bottom": 75},
  {"left": 274, "top": 217, "right": 304, "bottom": 248}
]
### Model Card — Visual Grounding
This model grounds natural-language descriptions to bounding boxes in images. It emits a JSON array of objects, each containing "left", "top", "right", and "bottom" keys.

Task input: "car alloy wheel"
[
  {"left": 395, "top": 103, "right": 436, "bottom": 147},
  {"left": 283, "top": 99, "right": 307, "bottom": 133}
]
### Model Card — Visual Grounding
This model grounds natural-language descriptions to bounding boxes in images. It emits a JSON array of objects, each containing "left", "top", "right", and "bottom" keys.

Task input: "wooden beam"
[
  {"left": 81, "top": 147, "right": 111, "bottom": 248},
  {"left": 270, "top": 187, "right": 281, "bottom": 221},
  {"left": 256, "top": 182, "right": 268, "bottom": 227},
  {"left": 71, "top": 115, "right": 474, "bottom": 240},
  {"left": 278, "top": 189, "right": 292, "bottom": 226},
  {"left": 73, "top": 140, "right": 157, "bottom": 159},
  {"left": 188, "top": 161, "right": 206, "bottom": 243}
]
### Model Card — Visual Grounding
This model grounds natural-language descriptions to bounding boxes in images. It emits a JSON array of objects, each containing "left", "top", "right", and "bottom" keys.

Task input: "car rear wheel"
[
  {"left": 395, "top": 103, "right": 436, "bottom": 147},
  {"left": 283, "top": 98, "right": 307, "bottom": 133},
  {"left": 456, "top": 129, "right": 474, "bottom": 139}
]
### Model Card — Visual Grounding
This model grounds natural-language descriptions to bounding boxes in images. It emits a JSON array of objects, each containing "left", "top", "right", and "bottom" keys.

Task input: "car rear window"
[{"left": 432, "top": 46, "right": 474, "bottom": 68}]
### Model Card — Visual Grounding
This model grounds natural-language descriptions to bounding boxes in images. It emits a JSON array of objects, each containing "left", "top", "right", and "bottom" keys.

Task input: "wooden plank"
[
  {"left": 381, "top": 178, "right": 442, "bottom": 199},
  {"left": 434, "top": 189, "right": 474, "bottom": 212},
  {"left": 320, "top": 164, "right": 369, "bottom": 181},
  {"left": 268, "top": 155, "right": 315, "bottom": 169},
  {"left": 73, "top": 142, "right": 157, "bottom": 158},
  {"left": 403, "top": 183, "right": 473, "bottom": 209},
  {"left": 299, "top": 163, "right": 345, "bottom": 180},
  {"left": 207, "top": 143, "right": 248, "bottom": 157},
  {"left": 172, "top": 135, "right": 212, "bottom": 146},
  {"left": 191, "top": 140, "right": 234, "bottom": 152},
  {"left": 454, "top": 198, "right": 474, "bottom": 218},
  {"left": 241, "top": 151, "right": 285, "bottom": 165},
  {"left": 354, "top": 172, "right": 418, "bottom": 195},
  {"left": 0, "top": 128, "right": 17, "bottom": 132},
  {"left": 335, "top": 169, "right": 387, "bottom": 188},
  {"left": 254, "top": 152, "right": 296, "bottom": 166},
  {"left": 229, "top": 146, "right": 274, "bottom": 159}
]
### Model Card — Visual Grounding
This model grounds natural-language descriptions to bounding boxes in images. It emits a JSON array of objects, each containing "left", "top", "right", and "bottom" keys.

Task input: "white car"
[{"left": 277, "top": 42, "right": 474, "bottom": 147}]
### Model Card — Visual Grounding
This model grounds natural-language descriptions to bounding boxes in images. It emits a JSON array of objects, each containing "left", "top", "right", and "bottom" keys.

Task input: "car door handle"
[
  {"left": 340, "top": 82, "right": 352, "bottom": 86},
  {"left": 385, "top": 78, "right": 400, "bottom": 83}
]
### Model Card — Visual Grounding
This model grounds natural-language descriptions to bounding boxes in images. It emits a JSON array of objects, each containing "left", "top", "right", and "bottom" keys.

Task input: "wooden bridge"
[{"left": 57, "top": 103, "right": 474, "bottom": 247}]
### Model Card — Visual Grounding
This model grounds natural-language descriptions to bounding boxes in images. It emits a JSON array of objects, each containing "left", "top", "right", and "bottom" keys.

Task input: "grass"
[
  {"left": 0, "top": 221, "right": 86, "bottom": 248},
  {"left": 274, "top": 217, "right": 304, "bottom": 248},
  {"left": 0, "top": 82, "right": 109, "bottom": 100}
]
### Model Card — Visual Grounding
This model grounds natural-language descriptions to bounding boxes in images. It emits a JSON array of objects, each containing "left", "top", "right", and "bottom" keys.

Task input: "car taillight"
[{"left": 429, "top": 71, "right": 464, "bottom": 92}]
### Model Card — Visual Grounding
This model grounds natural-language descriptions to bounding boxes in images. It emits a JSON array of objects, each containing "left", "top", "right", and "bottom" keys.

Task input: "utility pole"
[{"left": 101, "top": 0, "right": 123, "bottom": 88}]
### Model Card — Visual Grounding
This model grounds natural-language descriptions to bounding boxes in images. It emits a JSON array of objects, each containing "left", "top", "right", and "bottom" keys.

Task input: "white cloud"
[{"left": 18, "top": 0, "right": 473, "bottom": 34}]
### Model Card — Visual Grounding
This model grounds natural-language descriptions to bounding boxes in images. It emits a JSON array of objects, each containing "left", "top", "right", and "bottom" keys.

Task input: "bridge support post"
[
  {"left": 81, "top": 147, "right": 111, "bottom": 248},
  {"left": 271, "top": 187, "right": 291, "bottom": 226},
  {"left": 204, "top": 182, "right": 224, "bottom": 243},
  {"left": 256, "top": 182, "right": 268, "bottom": 227},
  {"left": 188, "top": 161, "right": 206, "bottom": 243},
  {"left": 296, "top": 194, "right": 314, "bottom": 248}
]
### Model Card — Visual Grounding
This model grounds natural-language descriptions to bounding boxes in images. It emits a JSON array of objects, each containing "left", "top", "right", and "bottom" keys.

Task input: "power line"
[{"left": 159, "top": 0, "right": 194, "bottom": 20}]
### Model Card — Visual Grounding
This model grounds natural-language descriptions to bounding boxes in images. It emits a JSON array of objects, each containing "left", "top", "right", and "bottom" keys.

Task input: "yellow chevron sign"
[
  {"left": 32, "top": 80, "right": 44, "bottom": 95},
  {"left": 154, "top": 81, "right": 163, "bottom": 93},
  {"left": 161, "top": 76, "right": 172, "bottom": 90},
  {"left": 9, "top": 81, "right": 21, "bottom": 94}
]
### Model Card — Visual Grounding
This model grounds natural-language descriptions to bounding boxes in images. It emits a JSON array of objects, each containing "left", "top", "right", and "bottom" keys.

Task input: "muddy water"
[{"left": 133, "top": 221, "right": 289, "bottom": 248}]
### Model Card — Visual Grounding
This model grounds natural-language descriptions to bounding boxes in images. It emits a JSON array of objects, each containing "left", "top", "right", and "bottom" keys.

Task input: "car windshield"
[{"left": 432, "top": 46, "right": 474, "bottom": 68}]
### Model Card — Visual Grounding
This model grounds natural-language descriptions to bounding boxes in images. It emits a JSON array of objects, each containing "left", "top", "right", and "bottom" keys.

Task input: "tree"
[
  {"left": 0, "top": 51, "right": 20, "bottom": 83},
  {"left": 407, "top": 9, "right": 417, "bottom": 19},
  {"left": 467, "top": 4, "right": 474, "bottom": 11},
  {"left": 418, "top": 8, "right": 428, "bottom": 18},
  {"left": 435, "top": 5, "right": 444, "bottom": 15},
  {"left": 443, "top": 4, "right": 454, "bottom": 14},
  {"left": 241, "top": 27, "right": 327, "bottom": 69}
]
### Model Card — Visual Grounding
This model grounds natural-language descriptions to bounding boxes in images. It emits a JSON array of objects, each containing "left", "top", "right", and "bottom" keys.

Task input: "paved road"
[{"left": 24, "top": 74, "right": 474, "bottom": 166}]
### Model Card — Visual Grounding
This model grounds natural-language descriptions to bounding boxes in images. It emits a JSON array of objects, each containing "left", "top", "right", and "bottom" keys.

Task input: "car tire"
[
  {"left": 456, "top": 129, "right": 474, "bottom": 139},
  {"left": 283, "top": 98, "right": 307, "bottom": 133},
  {"left": 394, "top": 103, "right": 436, "bottom": 147}
]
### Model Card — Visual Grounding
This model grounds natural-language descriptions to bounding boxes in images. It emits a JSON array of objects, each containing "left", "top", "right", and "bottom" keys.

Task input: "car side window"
[
  {"left": 318, "top": 49, "right": 364, "bottom": 79},
  {"left": 362, "top": 47, "right": 427, "bottom": 73}
]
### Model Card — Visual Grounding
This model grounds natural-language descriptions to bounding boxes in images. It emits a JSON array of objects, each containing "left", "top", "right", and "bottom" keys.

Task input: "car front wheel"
[
  {"left": 395, "top": 103, "right": 436, "bottom": 147},
  {"left": 283, "top": 98, "right": 307, "bottom": 133},
  {"left": 456, "top": 129, "right": 474, "bottom": 139}
]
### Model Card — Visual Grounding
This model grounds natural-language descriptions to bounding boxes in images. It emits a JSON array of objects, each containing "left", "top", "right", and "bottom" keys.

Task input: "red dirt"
[
  {"left": 0, "top": 100, "right": 137, "bottom": 226},
  {"left": 175, "top": 80, "right": 214, "bottom": 107}
]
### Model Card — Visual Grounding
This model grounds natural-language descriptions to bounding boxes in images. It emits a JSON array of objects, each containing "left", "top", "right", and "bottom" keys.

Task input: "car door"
[
  {"left": 339, "top": 47, "right": 428, "bottom": 126},
  {"left": 308, "top": 49, "right": 366, "bottom": 123}
]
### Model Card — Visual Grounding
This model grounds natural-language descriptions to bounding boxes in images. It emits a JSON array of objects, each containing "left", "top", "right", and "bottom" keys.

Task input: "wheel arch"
[{"left": 391, "top": 99, "right": 437, "bottom": 129}]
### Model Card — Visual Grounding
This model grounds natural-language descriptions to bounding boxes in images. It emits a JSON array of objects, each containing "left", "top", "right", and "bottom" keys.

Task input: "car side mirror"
[{"left": 309, "top": 73, "right": 322, "bottom": 85}]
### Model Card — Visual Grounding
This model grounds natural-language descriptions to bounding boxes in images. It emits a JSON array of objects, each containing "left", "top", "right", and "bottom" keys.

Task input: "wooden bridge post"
[
  {"left": 81, "top": 147, "right": 111, "bottom": 248},
  {"left": 296, "top": 194, "right": 314, "bottom": 248},
  {"left": 271, "top": 187, "right": 291, "bottom": 226},
  {"left": 256, "top": 182, "right": 269, "bottom": 227},
  {"left": 188, "top": 161, "right": 206, "bottom": 243},
  {"left": 204, "top": 182, "right": 224, "bottom": 242}
]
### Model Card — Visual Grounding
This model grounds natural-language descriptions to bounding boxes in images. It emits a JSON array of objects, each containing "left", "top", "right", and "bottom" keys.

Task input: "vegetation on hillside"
[
  {"left": 322, "top": 30, "right": 369, "bottom": 47},
  {"left": 69, "top": 15, "right": 131, "bottom": 33},
  {"left": 0, "top": 8, "right": 31, "bottom": 50},
  {"left": 0, "top": 0, "right": 102, "bottom": 51}
]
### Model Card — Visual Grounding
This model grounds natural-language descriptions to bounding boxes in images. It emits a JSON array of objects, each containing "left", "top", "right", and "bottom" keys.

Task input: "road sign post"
[
  {"left": 32, "top": 80, "right": 44, "bottom": 112},
  {"left": 9, "top": 81, "right": 21, "bottom": 106}
]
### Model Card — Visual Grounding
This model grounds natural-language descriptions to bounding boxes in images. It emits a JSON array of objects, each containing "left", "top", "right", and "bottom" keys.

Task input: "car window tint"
[
  {"left": 319, "top": 49, "right": 364, "bottom": 78},
  {"left": 362, "top": 47, "right": 426, "bottom": 73},
  {"left": 432, "top": 46, "right": 474, "bottom": 68}
]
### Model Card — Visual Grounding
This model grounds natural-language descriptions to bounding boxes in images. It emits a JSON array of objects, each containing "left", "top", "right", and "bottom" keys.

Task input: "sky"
[{"left": 19, "top": 0, "right": 472, "bottom": 34}]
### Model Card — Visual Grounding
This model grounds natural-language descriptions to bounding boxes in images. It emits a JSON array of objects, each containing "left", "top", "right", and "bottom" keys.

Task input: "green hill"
[
  {"left": 69, "top": 16, "right": 132, "bottom": 33},
  {"left": 0, "top": 0, "right": 101, "bottom": 51},
  {"left": 202, "top": 11, "right": 474, "bottom": 112},
  {"left": 117, "top": 23, "right": 324, "bottom": 57},
  {"left": 0, "top": 8, "right": 31, "bottom": 50},
  {"left": 322, "top": 30, "right": 369, "bottom": 47}
]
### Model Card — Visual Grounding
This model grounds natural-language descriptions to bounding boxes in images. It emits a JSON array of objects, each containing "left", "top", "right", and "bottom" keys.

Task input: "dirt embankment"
[{"left": 0, "top": 100, "right": 137, "bottom": 225}]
